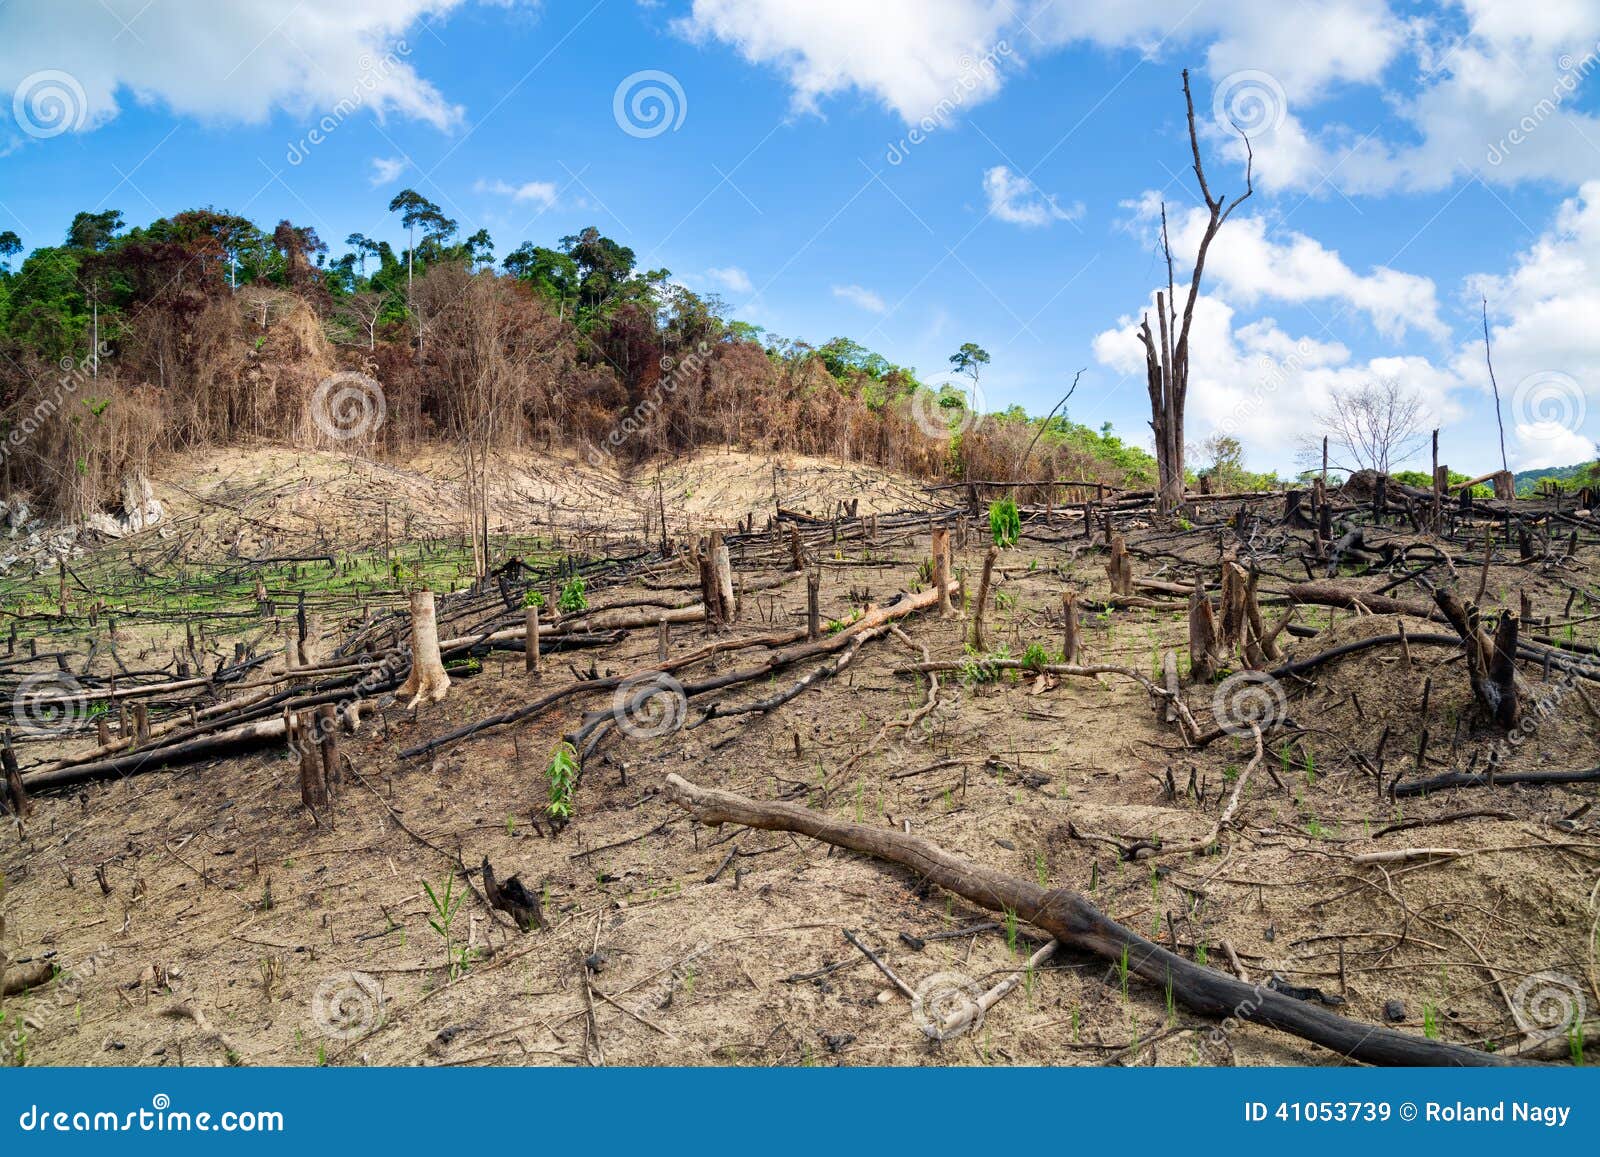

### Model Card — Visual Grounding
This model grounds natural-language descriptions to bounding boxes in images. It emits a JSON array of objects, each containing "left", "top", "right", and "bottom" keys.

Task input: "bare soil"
[{"left": 2, "top": 452, "right": 1597, "bottom": 1068}]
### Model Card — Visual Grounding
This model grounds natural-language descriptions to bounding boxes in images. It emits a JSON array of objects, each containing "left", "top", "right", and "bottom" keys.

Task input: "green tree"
[
  {"left": 461, "top": 228, "right": 494, "bottom": 268},
  {"left": 504, "top": 242, "right": 579, "bottom": 319},
  {"left": 387, "top": 188, "right": 448, "bottom": 301},
  {"left": 949, "top": 341, "right": 990, "bottom": 388},
  {"left": 65, "top": 210, "right": 124, "bottom": 252}
]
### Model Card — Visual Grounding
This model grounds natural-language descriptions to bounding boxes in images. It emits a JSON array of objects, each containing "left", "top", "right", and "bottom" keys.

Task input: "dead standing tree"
[{"left": 1138, "top": 69, "right": 1252, "bottom": 514}]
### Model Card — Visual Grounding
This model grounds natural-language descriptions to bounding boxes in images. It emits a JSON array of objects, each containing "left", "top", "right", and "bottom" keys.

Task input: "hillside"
[{"left": 0, "top": 209, "right": 1158, "bottom": 532}]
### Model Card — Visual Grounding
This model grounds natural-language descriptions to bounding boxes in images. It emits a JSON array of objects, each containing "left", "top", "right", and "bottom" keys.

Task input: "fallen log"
[
  {"left": 662, "top": 773, "right": 1519, "bottom": 1066},
  {"left": 1282, "top": 582, "right": 1441, "bottom": 622},
  {"left": 1391, "top": 765, "right": 1600, "bottom": 797}
]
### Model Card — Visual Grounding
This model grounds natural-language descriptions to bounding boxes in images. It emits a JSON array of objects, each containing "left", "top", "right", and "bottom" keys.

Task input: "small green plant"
[
  {"left": 546, "top": 741, "right": 579, "bottom": 824},
  {"left": 557, "top": 576, "right": 588, "bottom": 613},
  {"left": 1034, "top": 850, "right": 1049, "bottom": 887},
  {"left": 1021, "top": 642, "right": 1050, "bottom": 672},
  {"left": 1422, "top": 1002, "right": 1439, "bottom": 1040},
  {"left": 1003, "top": 906, "right": 1019, "bottom": 956},
  {"left": 1118, "top": 945, "right": 1131, "bottom": 1002},
  {"left": 522, "top": 589, "right": 545, "bottom": 609},
  {"left": 1569, "top": 1011, "right": 1585, "bottom": 1066},
  {"left": 989, "top": 498, "right": 1020, "bottom": 548},
  {"left": 423, "top": 871, "right": 467, "bottom": 979}
]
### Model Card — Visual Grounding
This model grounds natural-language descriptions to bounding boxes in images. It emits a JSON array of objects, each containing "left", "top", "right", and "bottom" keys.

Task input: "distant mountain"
[{"left": 1514, "top": 461, "right": 1596, "bottom": 495}]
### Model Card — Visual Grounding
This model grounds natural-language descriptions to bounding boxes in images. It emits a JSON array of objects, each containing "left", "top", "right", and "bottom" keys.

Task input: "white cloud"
[
  {"left": 0, "top": 1, "right": 468, "bottom": 138},
  {"left": 1512, "top": 423, "right": 1595, "bottom": 472},
  {"left": 1453, "top": 180, "right": 1600, "bottom": 469},
  {"left": 474, "top": 177, "right": 558, "bottom": 207},
  {"left": 1095, "top": 183, "right": 1600, "bottom": 474},
  {"left": 832, "top": 283, "right": 887, "bottom": 313},
  {"left": 704, "top": 266, "right": 753, "bottom": 294},
  {"left": 678, "top": 0, "right": 1012, "bottom": 122},
  {"left": 679, "top": 0, "right": 1600, "bottom": 196},
  {"left": 983, "top": 165, "right": 1082, "bottom": 227},
  {"left": 369, "top": 156, "right": 408, "bottom": 186},
  {"left": 1094, "top": 291, "right": 1461, "bottom": 471},
  {"left": 1122, "top": 193, "right": 1448, "bottom": 341}
]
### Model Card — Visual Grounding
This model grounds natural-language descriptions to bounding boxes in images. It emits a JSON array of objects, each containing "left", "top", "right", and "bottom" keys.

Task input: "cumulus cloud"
[
  {"left": 1094, "top": 291, "right": 1461, "bottom": 471},
  {"left": 1121, "top": 193, "right": 1448, "bottom": 341},
  {"left": 1454, "top": 180, "right": 1600, "bottom": 469},
  {"left": 474, "top": 177, "right": 558, "bottom": 207},
  {"left": 369, "top": 156, "right": 408, "bottom": 186},
  {"left": 703, "top": 266, "right": 753, "bottom": 294},
  {"left": 1096, "top": 183, "right": 1600, "bottom": 473},
  {"left": 677, "top": 0, "right": 1012, "bottom": 122},
  {"left": 983, "top": 166, "right": 1082, "bottom": 227},
  {"left": 832, "top": 284, "right": 887, "bottom": 313},
  {"left": 679, "top": 0, "right": 1600, "bottom": 196},
  {"left": 0, "top": 0, "right": 468, "bottom": 140}
]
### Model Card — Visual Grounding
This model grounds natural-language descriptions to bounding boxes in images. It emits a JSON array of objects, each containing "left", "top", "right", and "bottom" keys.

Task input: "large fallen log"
[
  {"left": 662, "top": 773, "right": 1520, "bottom": 1067},
  {"left": 1282, "top": 582, "right": 1441, "bottom": 622}
]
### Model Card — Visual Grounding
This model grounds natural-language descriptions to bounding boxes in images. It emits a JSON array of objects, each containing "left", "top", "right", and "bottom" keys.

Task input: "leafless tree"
[
  {"left": 1301, "top": 379, "right": 1428, "bottom": 476},
  {"left": 1138, "top": 69, "right": 1252, "bottom": 514},
  {"left": 328, "top": 289, "right": 390, "bottom": 351}
]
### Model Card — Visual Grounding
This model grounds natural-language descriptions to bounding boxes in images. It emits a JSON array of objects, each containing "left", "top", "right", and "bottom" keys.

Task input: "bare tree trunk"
[
  {"left": 969, "top": 545, "right": 999, "bottom": 651},
  {"left": 525, "top": 603, "right": 541, "bottom": 674},
  {"left": 1188, "top": 577, "right": 1223, "bottom": 683},
  {"left": 931, "top": 527, "right": 952, "bottom": 617},
  {"left": 1, "top": 731, "right": 31, "bottom": 820},
  {"left": 1137, "top": 70, "right": 1252, "bottom": 514},
  {"left": 294, "top": 712, "right": 328, "bottom": 819},
  {"left": 1061, "top": 590, "right": 1080, "bottom": 665},
  {"left": 398, "top": 590, "right": 452, "bottom": 709}
]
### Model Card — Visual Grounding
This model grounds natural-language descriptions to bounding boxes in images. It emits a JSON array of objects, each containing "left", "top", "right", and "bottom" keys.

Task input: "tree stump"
[
  {"left": 931, "top": 527, "right": 952, "bottom": 618},
  {"left": 397, "top": 589, "right": 451, "bottom": 709}
]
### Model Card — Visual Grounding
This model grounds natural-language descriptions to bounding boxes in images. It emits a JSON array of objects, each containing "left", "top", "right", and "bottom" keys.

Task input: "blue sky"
[{"left": 3, "top": 0, "right": 1598, "bottom": 475}]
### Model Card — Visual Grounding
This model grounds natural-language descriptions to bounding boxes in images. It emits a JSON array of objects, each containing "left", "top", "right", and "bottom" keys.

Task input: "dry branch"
[{"left": 662, "top": 773, "right": 1515, "bottom": 1066}]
